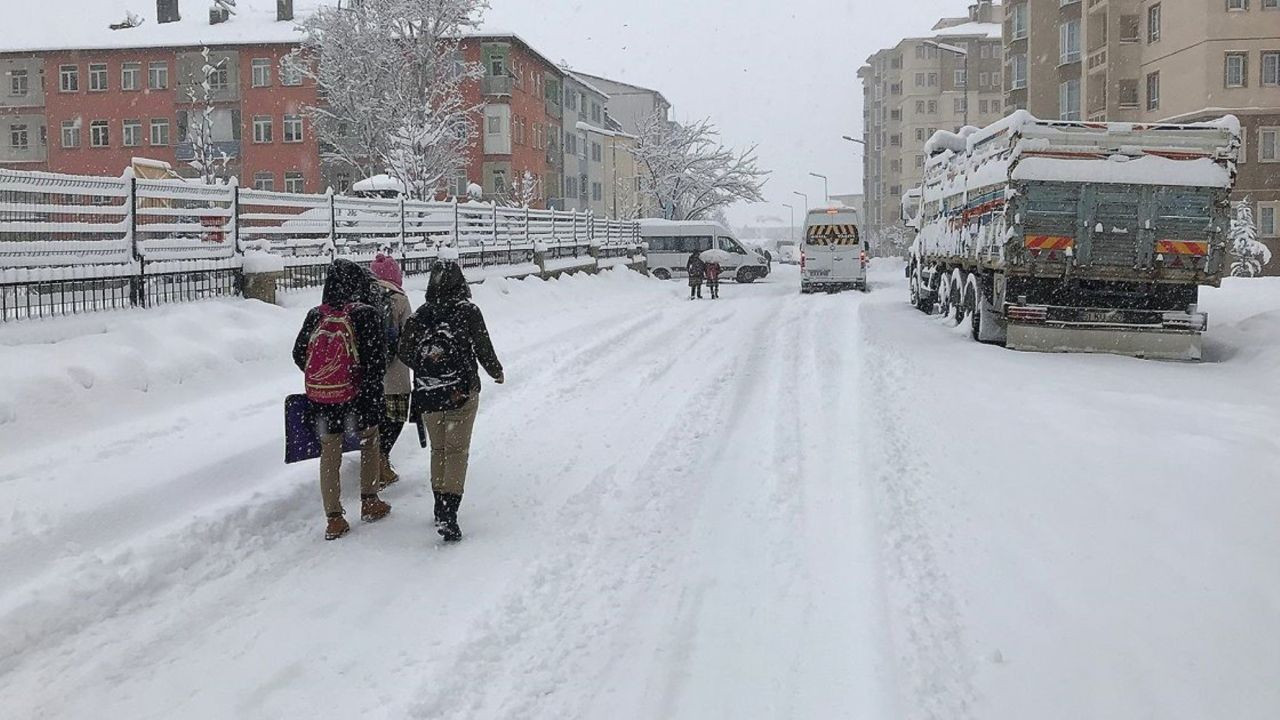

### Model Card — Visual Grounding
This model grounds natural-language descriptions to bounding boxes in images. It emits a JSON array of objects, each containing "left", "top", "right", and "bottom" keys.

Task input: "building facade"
[
  {"left": 558, "top": 73, "right": 609, "bottom": 212},
  {"left": 1004, "top": 0, "right": 1280, "bottom": 269},
  {"left": 859, "top": 1, "right": 1005, "bottom": 239},
  {"left": 572, "top": 72, "right": 671, "bottom": 136},
  {"left": 0, "top": 4, "right": 323, "bottom": 193}
]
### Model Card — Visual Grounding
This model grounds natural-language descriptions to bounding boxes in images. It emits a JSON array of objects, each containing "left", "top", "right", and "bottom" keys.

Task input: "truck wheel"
[
  {"left": 963, "top": 276, "right": 980, "bottom": 340},
  {"left": 950, "top": 269, "right": 968, "bottom": 326},
  {"left": 937, "top": 273, "right": 954, "bottom": 318},
  {"left": 653, "top": 268, "right": 671, "bottom": 281},
  {"left": 909, "top": 275, "right": 920, "bottom": 306}
]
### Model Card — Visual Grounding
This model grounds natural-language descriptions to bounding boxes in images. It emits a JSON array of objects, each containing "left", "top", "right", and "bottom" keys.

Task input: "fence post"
[
  {"left": 491, "top": 203, "right": 498, "bottom": 245},
  {"left": 327, "top": 188, "right": 337, "bottom": 254},
  {"left": 230, "top": 182, "right": 241, "bottom": 255},
  {"left": 127, "top": 176, "right": 142, "bottom": 308},
  {"left": 453, "top": 198, "right": 460, "bottom": 248},
  {"left": 398, "top": 195, "right": 406, "bottom": 255},
  {"left": 524, "top": 206, "right": 530, "bottom": 246}
]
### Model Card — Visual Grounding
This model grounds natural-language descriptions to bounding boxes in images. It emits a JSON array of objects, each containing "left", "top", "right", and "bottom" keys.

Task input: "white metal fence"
[{"left": 0, "top": 167, "right": 642, "bottom": 321}]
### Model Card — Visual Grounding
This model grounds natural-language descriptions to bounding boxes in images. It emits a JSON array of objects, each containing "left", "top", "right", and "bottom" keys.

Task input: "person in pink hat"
[{"left": 368, "top": 252, "right": 413, "bottom": 488}]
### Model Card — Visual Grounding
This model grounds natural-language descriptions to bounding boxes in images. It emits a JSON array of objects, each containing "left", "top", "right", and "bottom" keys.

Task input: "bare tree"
[
  {"left": 297, "top": 0, "right": 487, "bottom": 199},
  {"left": 634, "top": 113, "right": 768, "bottom": 221},
  {"left": 185, "top": 47, "right": 232, "bottom": 185},
  {"left": 504, "top": 170, "right": 540, "bottom": 208}
]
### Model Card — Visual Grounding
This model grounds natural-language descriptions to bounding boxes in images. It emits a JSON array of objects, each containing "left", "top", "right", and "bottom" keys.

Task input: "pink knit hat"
[{"left": 370, "top": 253, "right": 403, "bottom": 288}]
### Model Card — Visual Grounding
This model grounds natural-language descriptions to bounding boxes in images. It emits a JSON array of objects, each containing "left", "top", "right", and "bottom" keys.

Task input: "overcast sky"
[{"left": 485, "top": 0, "right": 969, "bottom": 226}]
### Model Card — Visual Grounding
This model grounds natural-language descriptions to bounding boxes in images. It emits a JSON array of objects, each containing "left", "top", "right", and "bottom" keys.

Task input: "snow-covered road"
[{"left": 1, "top": 263, "right": 1277, "bottom": 719}]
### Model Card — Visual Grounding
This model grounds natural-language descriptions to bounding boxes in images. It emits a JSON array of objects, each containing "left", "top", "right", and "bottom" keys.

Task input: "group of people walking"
[
  {"left": 686, "top": 250, "right": 722, "bottom": 300},
  {"left": 293, "top": 254, "right": 504, "bottom": 542}
]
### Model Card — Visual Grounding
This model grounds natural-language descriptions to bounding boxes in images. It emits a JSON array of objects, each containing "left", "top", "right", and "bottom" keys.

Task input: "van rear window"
[{"left": 805, "top": 224, "right": 860, "bottom": 245}]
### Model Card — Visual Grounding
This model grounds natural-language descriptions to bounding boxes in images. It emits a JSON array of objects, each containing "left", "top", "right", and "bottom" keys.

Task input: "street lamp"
[
  {"left": 780, "top": 203, "right": 795, "bottom": 244},
  {"left": 924, "top": 39, "right": 970, "bottom": 129},
  {"left": 792, "top": 190, "right": 808, "bottom": 216},
  {"left": 841, "top": 135, "right": 866, "bottom": 146},
  {"left": 808, "top": 172, "right": 829, "bottom": 205}
]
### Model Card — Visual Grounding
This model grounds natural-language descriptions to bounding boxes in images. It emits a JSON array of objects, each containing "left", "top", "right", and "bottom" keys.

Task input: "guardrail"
[{"left": 0, "top": 167, "right": 641, "bottom": 322}]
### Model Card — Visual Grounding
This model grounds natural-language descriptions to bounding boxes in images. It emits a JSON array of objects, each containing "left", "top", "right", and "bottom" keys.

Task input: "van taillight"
[
  {"left": 800, "top": 252, "right": 806, "bottom": 270},
  {"left": 859, "top": 250, "right": 868, "bottom": 268}
]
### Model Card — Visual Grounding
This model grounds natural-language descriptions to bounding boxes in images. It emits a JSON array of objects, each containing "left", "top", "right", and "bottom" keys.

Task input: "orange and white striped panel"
[
  {"left": 1155, "top": 240, "right": 1209, "bottom": 256},
  {"left": 1024, "top": 235, "right": 1074, "bottom": 252}
]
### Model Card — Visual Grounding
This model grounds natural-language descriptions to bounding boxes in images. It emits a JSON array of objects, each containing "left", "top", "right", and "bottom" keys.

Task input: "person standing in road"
[
  {"left": 292, "top": 259, "right": 392, "bottom": 541},
  {"left": 369, "top": 253, "right": 413, "bottom": 490},
  {"left": 686, "top": 250, "right": 705, "bottom": 300},
  {"left": 704, "top": 257, "right": 722, "bottom": 300},
  {"left": 398, "top": 259, "right": 504, "bottom": 542}
]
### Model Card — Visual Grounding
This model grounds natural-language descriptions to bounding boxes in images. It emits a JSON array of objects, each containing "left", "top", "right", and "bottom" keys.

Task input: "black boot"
[{"left": 434, "top": 492, "right": 463, "bottom": 542}]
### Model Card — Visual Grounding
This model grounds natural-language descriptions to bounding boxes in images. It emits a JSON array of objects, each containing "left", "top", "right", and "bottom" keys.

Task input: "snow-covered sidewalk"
[{"left": 0, "top": 262, "right": 1277, "bottom": 719}]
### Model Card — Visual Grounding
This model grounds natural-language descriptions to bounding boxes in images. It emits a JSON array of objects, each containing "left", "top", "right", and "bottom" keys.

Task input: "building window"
[
  {"left": 993, "top": 72, "right": 1002, "bottom": 87},
  {"left": 1257, "top": 204, "right": 1277, "bottom": 237},
  {"left": 10, "top": 124, "right": 29, "bottom": 150},
  {"left": 591, "top": 102, "right": 602, "bottom": 123},
  {"left": 1264, "top": 51, "right": 1280, "bottom": 86},
  {"left": 285, "top": 171, "right": 304, "bottom": 193},
  {"left": 1260, "top": 128, "right": 1278, "bottom": 162},
  {"left": 39, "top": 125, "right": 47, "bottom": 147},
  {"left": 591, "top": 142, "right": 602, "bottom": 162},
  {"left": 61, "top": 120, "right": 80, "bottom": 148},
  {"left": 280, "top": 56, "right": 303, "bottom": 86},
  {"left": 979, "top": 99, "right": 989, "bottom": 114},
  {"left": 579, "top": 173, "right": 588, "bottom": 200},
  {"left": 283, "top": 115, "right": 303, "bottom": 143},
  {"left": 914, "top": 72, "right": 925, "bottom": 87},
  {"left": 489, "top": 55, "right": 505, "bottom": 77},
  {"left": 928, "top": 72, "right": 938, "bottom": 87},
  {"left": 1226, "top": 0, "right": 1246, "bottom": 9},
  {"left": 90, "top": 120, "right": 109, "bottom": 147},
  {"left": 253, "top": 172, "right": 275, "bottom": 191},
  {"left": 59, "top": 65, "right": 78, "bottom": 92},
  {"left": 1147, "top": 4, "right": 1161, "bottom": 43},
  {"left": 253, "top": 115, "right": 273, "bottom": 143},
  {"left": 252, "top": 58, "right": 271, "bottom": 87},
  {"left": 953, "top": 97, "right": 966, "bottom": 114},
  {"left": 1060, "top": 19, "right": 1081, "bottom": 64},
  {"left": 487, "top": 114, "right": 501, "bottom": 134},
  {"left": 10, "top": 68, "right": 29, "bottom": 96},
  {"left": 890, "top": 133, "right": 902, "bottom": 146},
  {"left": 150, "top": 118, "right": 170, "bottom": 146},
  {"left": 1059, "top": 79, "right": 1081, "bottom": 120},
  {"left": 120, "top": 62, "right": 141, "bottom": 91},
  {"left": 123, "top": 120, "right": 141, "bottom": 147},
  {"left": 1010, "top": 3, "right": 1028, "bottom": 40},
  {"left": 149, "top": 61, "right": 169, "bottom": 90},
  {"left": 1119, "top": 79, "right": 1140, "bottom": 108},
  {"left": 592, "top": 182, "right": 602, "bottom": 202},
  {"left": 208, "top": 65, "right": 230, "bottom": 91},
  {"left": 1225, "top": 53, "right": 1249, "bottom": 88},
  {"left": 927, "top": 100, "right": 938, "bottom": 113},
  {"left": 915, "top": 100, "right": 925, "bottom": 114},
  {"left": 890, "top": 82, "right": 902, "bottom": 95},
  {"left": 979, "top": 71, "right": 990, "bottom": 87},
  {"left": 493, "top": 170, "right": 506, "bottom": 195},
  {"left": 88, "top": 63, "right": 108, "bottom": 92},
  {"left": 1146, "top": 71, "right": 1161, "bottom": 110},
  {"left": 564, "top": 175, "right": 577, "bottom": 199},
  {"left": 1011, "top": 54, "right": 1028, "bottom": 89},
  {"left": 954, "top": 69, "right": 966, "bottom": 87},
  {"left": 890, "top": 108, "right": 902, "bottom": 121},
  {"left": 1264, "top": 0, "right": 1279, "bottom": 8}
]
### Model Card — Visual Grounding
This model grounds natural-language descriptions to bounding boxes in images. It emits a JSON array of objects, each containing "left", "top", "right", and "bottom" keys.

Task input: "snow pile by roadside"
[
  {"left": 0, "top": 266, "right": 658, "bottom": 450},
  {"left": 1201, "top": 276, "right": 1280, "bottom": 367}
]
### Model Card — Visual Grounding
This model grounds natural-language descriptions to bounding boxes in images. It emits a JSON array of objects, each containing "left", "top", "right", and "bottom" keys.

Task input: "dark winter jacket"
[
  {"left": 687, "top": 253, "right": 706, "bottom": 279},
  {"left": 292, "top": 259, "right": 388, "bottom": 430},
  {"left": 398, "top": 261, "right": 503, "bottom": 417}
]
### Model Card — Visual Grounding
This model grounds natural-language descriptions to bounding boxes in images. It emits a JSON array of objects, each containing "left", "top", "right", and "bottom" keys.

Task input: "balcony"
[
  {"left": 1087, "top": 47, "right": 1107, "bottom": 72},
  {"left": 545, "top": 98, "right": 562, "bottom": 119},
  {"left": 483, "top": 75, "right": 512, "bottom": 96},
  {"left": 175, "top": 140, "right": 240, "bottom": 162}
]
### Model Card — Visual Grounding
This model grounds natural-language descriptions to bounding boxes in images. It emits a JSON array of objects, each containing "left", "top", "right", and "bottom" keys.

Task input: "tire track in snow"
[
  {"left": 856, "top": 301, "right": 978, "bottom": 720},
  {"left": 403, "top": 294, "right": 788, "bottom": 719}
]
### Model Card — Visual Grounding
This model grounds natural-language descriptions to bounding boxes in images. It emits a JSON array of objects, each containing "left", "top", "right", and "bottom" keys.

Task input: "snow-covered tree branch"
[
  {"left": 297, "top": 0, "right": 488, "bottom": 200},
  {"left": 633, "top": 113, "right": 768, "bottom": 221},
  {"left": 1230, "top": 198, "right": 1272, "bottom": 278},
  {"left": 185, "top": 46, "right": 232, "bottom": 186},
  {"left": 504, "top": 170, "right": 540, "bottom": 208}
]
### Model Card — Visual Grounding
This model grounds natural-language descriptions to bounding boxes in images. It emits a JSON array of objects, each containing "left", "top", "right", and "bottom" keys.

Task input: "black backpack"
[
  {"left": 405, "top": 306, "right": 472, "bottom": 412},
  {"left": 366, "top": 281, "right": 400, "bottom": 350}
]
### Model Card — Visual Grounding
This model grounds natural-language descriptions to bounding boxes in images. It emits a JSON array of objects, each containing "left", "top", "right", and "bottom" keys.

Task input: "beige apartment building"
[
  {"left": 1004, "top": 0, "right": 1280, "bottom": 270},
  {"left": 858, "top": 2, "right": 1005, "bottom": 239}
]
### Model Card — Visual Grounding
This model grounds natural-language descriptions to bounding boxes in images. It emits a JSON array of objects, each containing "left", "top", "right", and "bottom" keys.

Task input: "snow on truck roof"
[{"left": 920, "top": 111, "right": 1240, "bottom": 191}]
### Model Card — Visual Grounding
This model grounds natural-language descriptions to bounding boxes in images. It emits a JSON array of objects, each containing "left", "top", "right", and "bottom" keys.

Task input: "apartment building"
[
  {"left": 459, "top": 34, "right": 564, "bottom": 207},
  {"left": 858, "top": 1, "right": 1005, "bottom": 239},
  {"left": 572, "top": 72, "right": 671, "bottom": 136},
  {"left": 0, "top": 0, "right": 322, "bottom": 193},
  {"left": 1004, "top": 0, "right": 1280, "bottom": 269},
  {"left": 558, "top": 72, "right": 609, "bottom": 212}
]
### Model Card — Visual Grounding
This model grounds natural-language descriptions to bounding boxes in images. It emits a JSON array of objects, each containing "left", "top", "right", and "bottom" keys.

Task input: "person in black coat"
[
  {"left": 686, "top": 251, "right": 705, "bottom": 300},
  {"left": 398, "top": 260, "right": 504, "bottom": 542},
  {"left": 292, "top": 259, "right": 391, "bottom": 540}
]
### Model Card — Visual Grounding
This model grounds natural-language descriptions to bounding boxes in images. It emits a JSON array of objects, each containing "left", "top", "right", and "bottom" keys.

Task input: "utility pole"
[
  {"left": 808, "top": 172, "right": 829, "bottom": 205},
  {"left": 792, "top": 190, "right": 809, "bottom": 217}
]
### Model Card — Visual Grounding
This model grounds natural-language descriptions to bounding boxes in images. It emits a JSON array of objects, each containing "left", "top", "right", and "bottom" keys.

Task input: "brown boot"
[
  {"left": 378, "top": 456, "right": 400, "bottom": 490},
  {"left": 360, "top": 494, "right": 391, "bottom": 523},
  {"left": 324, "top": 514, "right": 350, "bottom": 541}
]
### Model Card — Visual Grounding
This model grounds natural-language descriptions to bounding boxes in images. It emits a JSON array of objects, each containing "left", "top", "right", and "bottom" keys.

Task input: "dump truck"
[{"left": 902, "top": 111, "right": 1239, "bottom": 361}]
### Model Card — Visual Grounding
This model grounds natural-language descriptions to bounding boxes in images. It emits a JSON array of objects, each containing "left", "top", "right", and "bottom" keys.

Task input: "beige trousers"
[
  {"left": 319, "top": 426, "right": 380, "bottom": 516},
  {"left": 423, "top": 394, "right": 480, "bottom": 496}
]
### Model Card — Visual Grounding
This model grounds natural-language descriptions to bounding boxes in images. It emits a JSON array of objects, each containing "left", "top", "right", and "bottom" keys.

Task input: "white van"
[
  {"left": 640, "top": 220, "right": 771, "bottom": 283},
  {"left": 801, "top": 208, "right": 866, "bottom": 293}
]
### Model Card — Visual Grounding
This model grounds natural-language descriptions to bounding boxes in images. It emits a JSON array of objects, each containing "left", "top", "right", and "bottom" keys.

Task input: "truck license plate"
[
  {"left": 1080, "top": 310, "right": 1115, "bottom": 323},
  {"left": 808, "top": 269, "right": 831, "bottom": 277}
]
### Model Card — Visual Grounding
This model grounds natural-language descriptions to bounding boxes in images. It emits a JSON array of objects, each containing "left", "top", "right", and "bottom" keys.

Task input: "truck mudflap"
[{"left": 1004, "top": 304, "right": 1208, "bottom": 361}]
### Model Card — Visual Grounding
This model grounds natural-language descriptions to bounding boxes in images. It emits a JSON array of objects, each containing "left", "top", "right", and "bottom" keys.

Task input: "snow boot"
[
  {"left": 324, "top": 513, "right": 350, "bottom": 541},
  {"left": 378, "top": 456, "right": 400, "bottom": 490},
  {"left": 434, "top": 492, "right": 463, "bottom": 542},
  {"left": 360, "top": 494, "right": 392, "bottom": 523}
]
